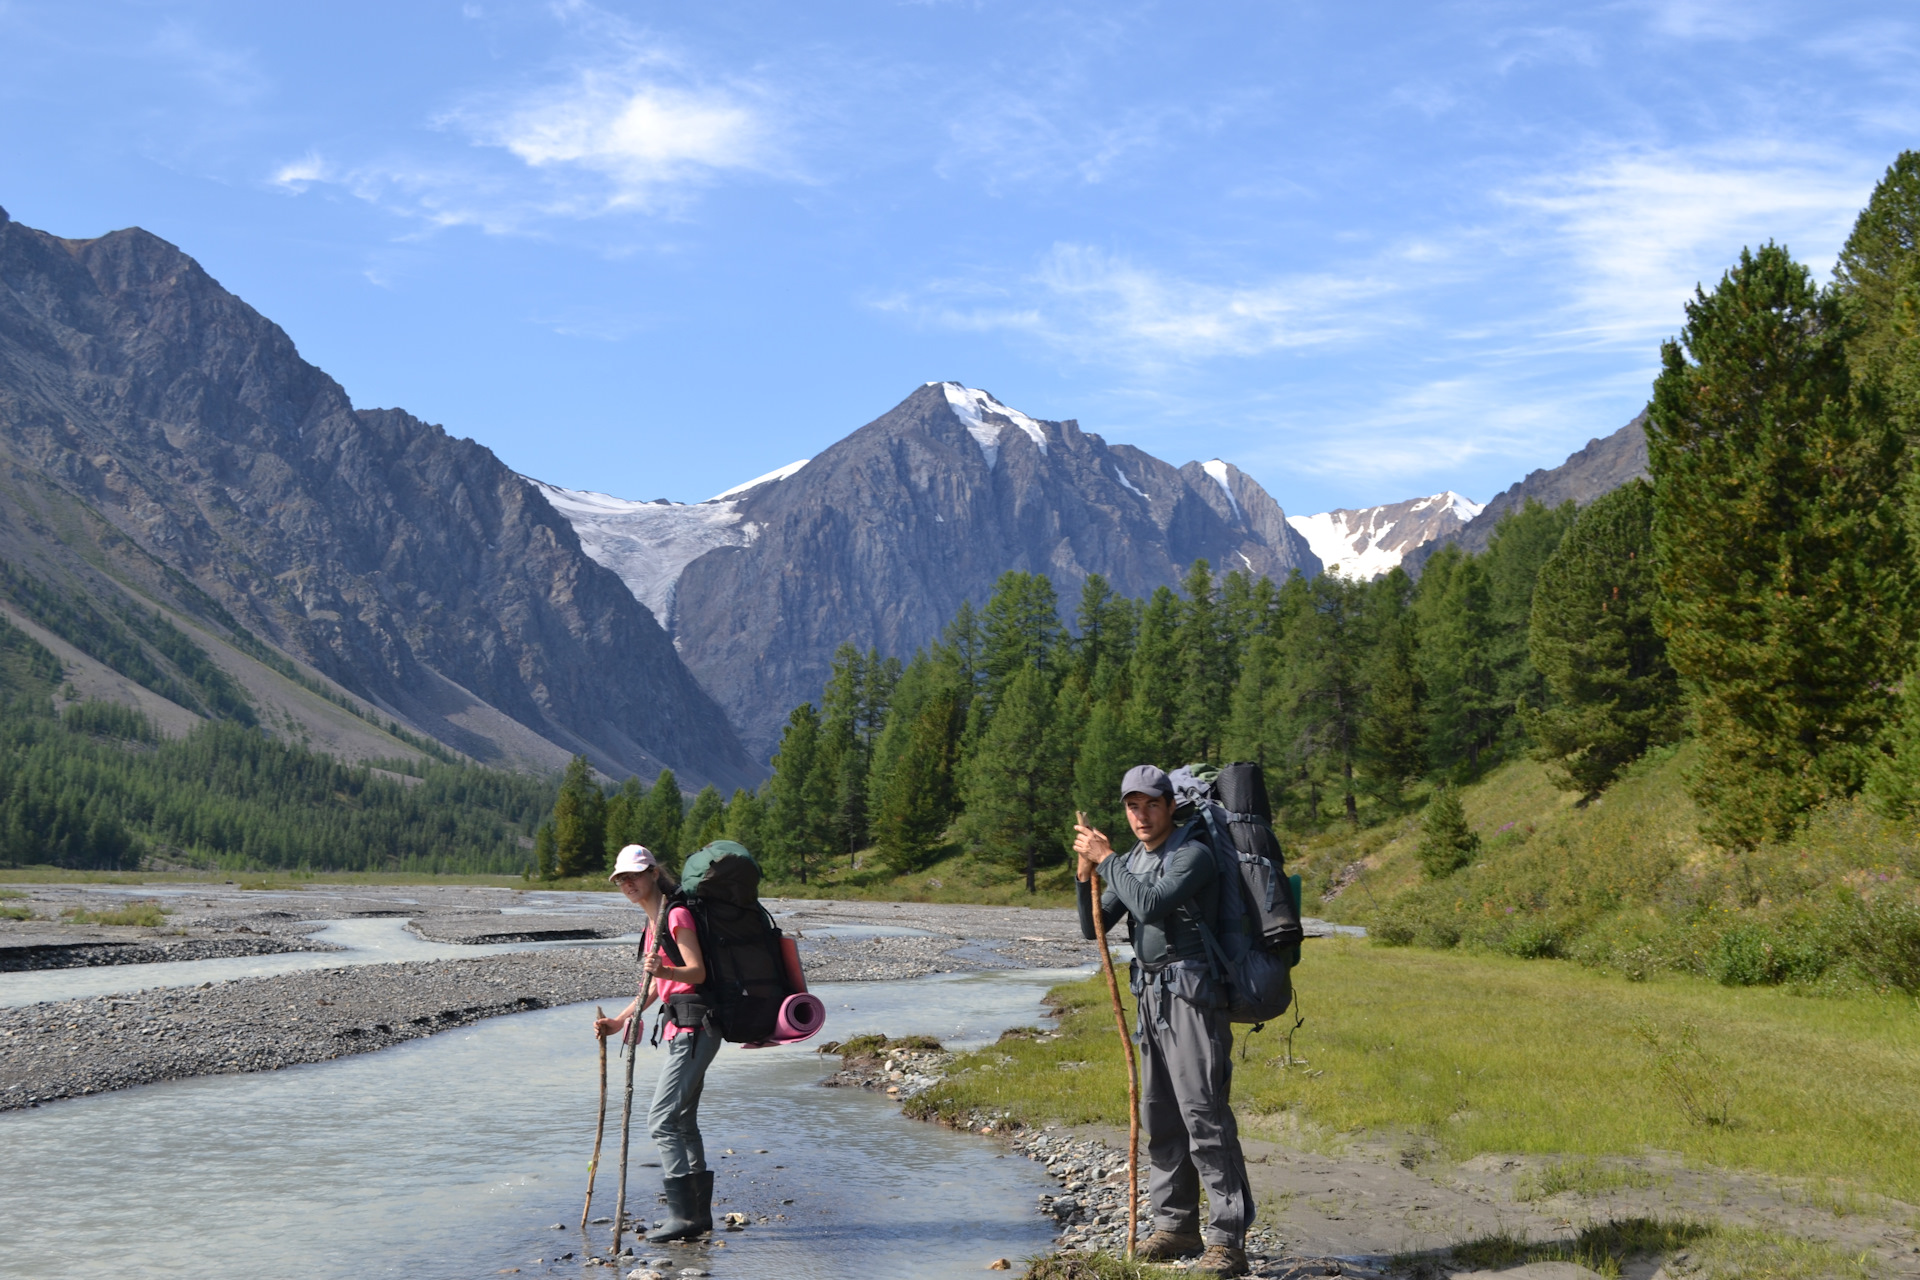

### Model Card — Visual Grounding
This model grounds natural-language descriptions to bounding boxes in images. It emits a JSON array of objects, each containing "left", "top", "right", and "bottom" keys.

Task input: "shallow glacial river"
[{"left": 0, "top": 969, "right": 1083, "bottom": 1279}]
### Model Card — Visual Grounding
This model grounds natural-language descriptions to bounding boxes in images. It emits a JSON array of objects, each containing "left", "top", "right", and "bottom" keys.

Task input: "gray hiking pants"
[
  {"left": 1135, "top": 962, "right": 1254, "bottom": 1247},
  {"left": 649, "top": 1025, "right": 721, "bottom": 1179}
]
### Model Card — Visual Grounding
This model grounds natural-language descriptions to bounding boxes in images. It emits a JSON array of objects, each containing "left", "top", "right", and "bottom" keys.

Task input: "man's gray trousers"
[{"left": 1136, "top": 963, "right": 1254, "bottom": 1247}]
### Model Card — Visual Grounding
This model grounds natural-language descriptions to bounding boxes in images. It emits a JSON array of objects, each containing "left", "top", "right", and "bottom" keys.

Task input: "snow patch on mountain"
[
  {"left": 1287, "top": 491, "right": 1483, "bottom": 580},
  {"left": 1201, "top": 459, "right": 1243, "bottom": 520},
  {"left": 710, "top": 458, "right": 809, "bottom": 501},
  {"left": 936, "top": 382, "right": 1048, "bottom": 469},
  {"left": 1112, "top": 464, "right": 1148, "bottom": 499}
]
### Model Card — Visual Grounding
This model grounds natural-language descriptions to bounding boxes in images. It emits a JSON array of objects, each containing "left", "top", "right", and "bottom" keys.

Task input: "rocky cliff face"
[
  {"left": 573, "top": 382, "right": 1321, "bottom": 758},
  {"left": 1402, "top": 414, "right": 1650, "bottom": 573},
  {"left": 0, "top": 206, "right": 756, "bottom": 790},
  {"left": 1286, "top": 491, "right": 1484, "bottom": 580}
]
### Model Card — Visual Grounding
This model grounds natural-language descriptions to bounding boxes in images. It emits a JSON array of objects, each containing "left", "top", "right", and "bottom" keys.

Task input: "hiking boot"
[
  {"left": 1191, "top": 1244, "right": 1249, "bottom": 1276},
  {"left": 645, "top": 1175, "right": 703, "bottom": 1242},
  {"left": 1135, "top": 1229, "right": 1204, "bottom": 1261},
  {"left": 692, "top": 1169, "right": 714, "bottom": 1234}
]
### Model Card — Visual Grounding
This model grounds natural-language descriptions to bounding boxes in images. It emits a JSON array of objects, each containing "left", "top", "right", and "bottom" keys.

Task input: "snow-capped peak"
[
  {"left": 1201, "top": 459, "right": 1243, "bottom": 520},
  {"left": 708, "top": 458, "right": 809, "bottom": 502},
  {"left": 1409, "top": 490, "right": 1484, "bottom": 522},
  {"left": 1287, "top": 490, "right": 1483, "bottom": 580},
  {"left": 935, "top": 382, "right": 1048, "bottom": 469}
]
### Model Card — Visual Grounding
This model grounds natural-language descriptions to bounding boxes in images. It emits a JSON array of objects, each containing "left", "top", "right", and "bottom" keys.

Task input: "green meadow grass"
[{"left": 913, "top": 942, "right": 1920, "bottom": 1203}]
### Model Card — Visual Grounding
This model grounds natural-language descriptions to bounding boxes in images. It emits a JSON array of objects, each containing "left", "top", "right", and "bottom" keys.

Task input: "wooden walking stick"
[
  {"left": 1081, "top": 812, "right": 1142, "bottom": 1260},
  {"left": 581, "top": 1006, "right": 610, "bottom": 1229},
  {"left": 610, "top": 985, "right": 645, "bottom": 1256}
]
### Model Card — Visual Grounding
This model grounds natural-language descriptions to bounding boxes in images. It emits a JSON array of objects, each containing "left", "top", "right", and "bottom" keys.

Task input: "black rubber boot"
[
  {"left": 693, "top": 1169, "right": 715, "bottom": 1234},
  {"left": 645, "top": 1175, "right": 702, "bottom": 1242}
]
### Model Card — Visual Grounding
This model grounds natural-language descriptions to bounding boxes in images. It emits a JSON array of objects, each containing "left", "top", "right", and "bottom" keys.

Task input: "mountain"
[
  {"left": 536, "top": 382, "right": 1322, "bottom": 758},
  {"left": 1285, "top": 492, "right": 1483, "bottom": 579},
  {"left": 1402, "top": 414, "right": 1650, "bottom": 572},
  {"left": 0, "top": 206, "right": 757, "bottom": 791}
]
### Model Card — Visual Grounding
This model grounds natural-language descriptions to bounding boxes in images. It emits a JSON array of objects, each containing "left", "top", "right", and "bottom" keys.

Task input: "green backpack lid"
[{"left": 680, "top": 840, "right": 760, "bottom": 904}]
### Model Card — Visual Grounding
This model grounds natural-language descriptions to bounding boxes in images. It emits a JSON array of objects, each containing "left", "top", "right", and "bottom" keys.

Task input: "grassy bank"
[
  {"left": 1290, "top": 746, "right": 1920, "bottom": 994},
  {"left": 911, "top": 943, "right": 1920, "bottom": 1203}
]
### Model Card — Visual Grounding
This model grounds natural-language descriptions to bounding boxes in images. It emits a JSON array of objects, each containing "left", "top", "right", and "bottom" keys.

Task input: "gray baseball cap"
[{"left": 1120, "top": 764, "right": 1172, "bottom": 800}]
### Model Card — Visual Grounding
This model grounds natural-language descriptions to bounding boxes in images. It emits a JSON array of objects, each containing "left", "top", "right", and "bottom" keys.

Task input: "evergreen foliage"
[
  {"left": 1649, "top": 243, "right": 1912, "bottom": 845},
  {"left": 959, "top": 661, "right": 1073, "bottom": 892},
  {"left": 550, "top": 755, "right": 607, "bottom": 878},
  {"left": 1525, "top": 480, "right": 1680, "bottom": 799},
  {"left": 1416, "top": 785, "right": 1479, "bottom": 878}
]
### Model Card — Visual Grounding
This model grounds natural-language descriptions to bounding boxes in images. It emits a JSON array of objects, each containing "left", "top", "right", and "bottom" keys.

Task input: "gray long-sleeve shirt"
[{"left": 1076, "top": 825, "right": 1218, "bottom": 967}]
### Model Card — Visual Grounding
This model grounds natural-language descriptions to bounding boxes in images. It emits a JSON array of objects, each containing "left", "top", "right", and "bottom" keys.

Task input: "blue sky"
[{"left": 2, "top": 1, "right": 1914, "bottom": 515}]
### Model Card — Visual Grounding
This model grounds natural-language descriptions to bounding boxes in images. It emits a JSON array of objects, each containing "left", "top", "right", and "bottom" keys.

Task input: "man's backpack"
[
  {"left": 648, "top": 840, "right": 794, "bottom": 1044},
  {"left": 1168, "top": 761, "right": 1304, "bottom": 1027}
]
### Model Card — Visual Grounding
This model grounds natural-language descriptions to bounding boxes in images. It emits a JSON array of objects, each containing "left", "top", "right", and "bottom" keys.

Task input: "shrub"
[
  {"left": 1417, "top": 786, "right": 1480, "bottom": 878},
  {"left": 1837, "top": 894, "right": 1920, "bottom": 993},
  {"left": 1707, "top": 921, "right": 1833, "bottom": 987}
]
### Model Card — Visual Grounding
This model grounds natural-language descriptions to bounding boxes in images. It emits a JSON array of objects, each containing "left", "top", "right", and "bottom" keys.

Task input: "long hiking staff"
[
  {"left": 610, "top": 995, "right": 640, "bottom": 1256},
  {"left": 1083, "top": 823, "right": 1141, "bottom": 1259},
  {"left": 580, "top": 1006, "right": 610, "bottom": 1229}
]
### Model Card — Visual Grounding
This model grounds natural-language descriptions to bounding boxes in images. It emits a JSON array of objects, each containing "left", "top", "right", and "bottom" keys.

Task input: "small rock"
[
  {"left": 590, "top": 1216, "right": 612, "bottom": 1224},
  {"left": 989, "top": 1260, "right": 1012, "bottom": 1271},
  {"left": 627, "top": 1272, "right": 663, "bottom": 1280},
  {"left": 679, "top": 1270, "right": 710, "bottom": 1278}
]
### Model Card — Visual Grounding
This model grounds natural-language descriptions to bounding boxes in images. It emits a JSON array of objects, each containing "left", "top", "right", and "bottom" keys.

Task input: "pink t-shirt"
[{"left": 647, "top": 905, "right": 699, "bottom": 1040}]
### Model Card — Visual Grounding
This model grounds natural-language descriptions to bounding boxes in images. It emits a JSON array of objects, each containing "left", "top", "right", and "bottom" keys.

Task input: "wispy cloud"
[
  {"left": 1504, "top": 145, "right": 1876, "bottom": 345},
  {"left": 269, "top": 4, "right": 781, "bottom": 232},
  {"left": 879, "top": 242, "right": 1404, "bottom": 366}
]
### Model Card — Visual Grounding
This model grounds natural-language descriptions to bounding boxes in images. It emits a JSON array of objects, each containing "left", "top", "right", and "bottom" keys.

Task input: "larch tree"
[
  {"left": 1524, "top": 479, "right": 1680, "bottom": 800},
  {"left": 1649, "top": 242, "right": 1911, "bottom": 845}
]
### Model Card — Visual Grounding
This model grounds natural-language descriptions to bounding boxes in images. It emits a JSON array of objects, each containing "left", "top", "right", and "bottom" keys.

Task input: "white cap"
[{"left": 609, "top": 845, "right": 658, "bottom": 879}]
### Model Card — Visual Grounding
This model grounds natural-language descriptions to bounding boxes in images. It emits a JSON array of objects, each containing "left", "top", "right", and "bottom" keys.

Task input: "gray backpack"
[{"left": 1168, "top": 762, "right": 1303, "bottom": 1027}]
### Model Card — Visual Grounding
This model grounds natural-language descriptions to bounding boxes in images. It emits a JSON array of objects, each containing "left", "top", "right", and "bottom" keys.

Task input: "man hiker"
[{"left": 1074, "top": 764, "right": 1254, "bottom": 1277}]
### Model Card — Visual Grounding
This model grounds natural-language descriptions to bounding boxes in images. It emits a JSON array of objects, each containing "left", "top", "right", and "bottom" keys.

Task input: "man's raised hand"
[{"left": 1073, "top": 810, "right": 1114, "bottom": 881}]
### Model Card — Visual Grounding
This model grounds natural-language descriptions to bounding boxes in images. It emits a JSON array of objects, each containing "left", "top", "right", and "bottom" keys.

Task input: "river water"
[{"left": 0, "top": 968, "right": 1084, "bottom": 1279}]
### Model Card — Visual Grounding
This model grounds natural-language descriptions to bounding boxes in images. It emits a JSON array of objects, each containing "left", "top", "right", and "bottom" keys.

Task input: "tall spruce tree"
[
  {"left": 1124, "top": 586, "right": 1182, "bottom": 754},
  {"left": 551, "top": 755, "right": 607, "bottom": 878},
  {"left": 1482, "top": 498, "right": 1578, "bottom": 737},
  {"left": 1524, "top": 480, "right": 1679, "bottom": 800},
  {"left": 1415, "top": 546, "right": 1500, "bottom": 776},
  {"left": 1174, "top": 560, "right": 1234, "bottom": 765},
  {"left": 723, "top": 787, "right": 769, "bottom": 856},
  {"left": 602, "top": 775, "right": 645, "bottom": 858},
  {"left": 981, "top": 572, "right": 1065, "bottom": 703},
  {"left": 1274, "top": 571, "right": 1367, "bottom": 824},
  {"left": 766, "top": 705, "right": 829, "bottom": 881},
  {"left": 960, "top": 660, "right": 1072, "bottom": 892},
  {"left": 1649, "top": 243, "right": 1912, "bottom": 845},
  {"left": 871, "top": 686, "right": 964, "bottom": 872},
  {"left": 636, "top": 768, "right": 684, "bottom": 867},
  {"left": 1073, "top": 669, "right": 1142, "bottom": 844},
  {"left": 1836, "top": 151, "right": 1920, "bottom": 441},
  {"left": 681, "top": 784, "right": 725, "bottom": 852},
  {"left": 1357, "top": 567, "right": 1425, "bottom": 802}
]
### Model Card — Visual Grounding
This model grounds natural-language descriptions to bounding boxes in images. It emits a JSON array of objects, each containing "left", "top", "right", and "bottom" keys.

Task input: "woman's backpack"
[
  {"left": 650, "top": 841, "right": 795, "bottom": 1044},
  {"left": 1168, "top": 762, "right": 1304, "bottom": 1027}
]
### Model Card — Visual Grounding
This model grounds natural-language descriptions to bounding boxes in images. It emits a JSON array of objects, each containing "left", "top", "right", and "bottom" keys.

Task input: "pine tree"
[
  {"left": 765, "top": 705, "right": 827, "bottom": 882},
  {"left": 680, "top": 784, "right": 725, "bottom": 853},
  {"left": 551, "top": 755, "right": 607, "bottom": 878},
  {"left": 533, "top": 820, "right": 558, "bottom": 880},
  {"left": 1123, "top": 586, "right": 1182, "bottom": 752},
  {"left": 871, "top": 687, "right": 964, "bottom": 872},
  {"left": 818, "top": 644, "right": 877, "bottom": 858},
  {"left": 1482, "top": 498, "right": 1578, "bottom": 738},
  {"left": 959, "top": 661, "right": 1072, "bottom": 892},
  {"left": 1649, "top": 243, "right": 1912, "bottom": 845},
  {"left": 1416, "top": 785, "right": 1479, "bottom": 878},
  {"left": 1273, "top": 571, "right": 1366, "bottom": 825},
  {"left": 1073, "top": 677, "right": 1142, "bottom": 845},
  {"left": 1224, "top": 633, "right": 1280, "bottom": 769},
  {"left": 1357, "top": 567, "right": 1425, "bottom": 802},
  {"left": 636, "top": 768, "right": 684, "bottom": 867},
  {"left": 981, "top": 572, "right": 1064, "bottom": 708},
  {"left": 723, "top": 787, "right": 769, "bottom": 855},
  {"left": 1524, "top": 480, "right": 1679, "bottom": 800},
  {"left": 1174, "top": 560, "right": 1234, "bottom": 765},
  {"left": 602, "top": 775, "right": 645, "bottom": 858},
  {"left": 1414, "top": 547, "right": 1499, "bottom": 776},
  {"left": 1836, "top": 151, "right": 1920, "bottom": 440}
]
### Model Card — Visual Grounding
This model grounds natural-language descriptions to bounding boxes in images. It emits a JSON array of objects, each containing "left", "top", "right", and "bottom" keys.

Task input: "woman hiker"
[{"left": 594, "top": 844, "right": 717, "bottom": 1242}]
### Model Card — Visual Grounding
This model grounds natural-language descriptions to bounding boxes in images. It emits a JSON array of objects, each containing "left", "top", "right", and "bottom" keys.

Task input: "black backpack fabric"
[
  {"left": 646, "top": 843, "right": 793, "bottom": 1044},
  {"left": 1167, "top": 761, "right": 1304, "bottom": 1025}
]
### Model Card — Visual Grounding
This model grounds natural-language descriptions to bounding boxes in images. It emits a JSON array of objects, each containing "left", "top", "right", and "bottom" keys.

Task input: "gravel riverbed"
[{"left": 0, "top": 885, "right": 1102, "bottom": 1110}]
